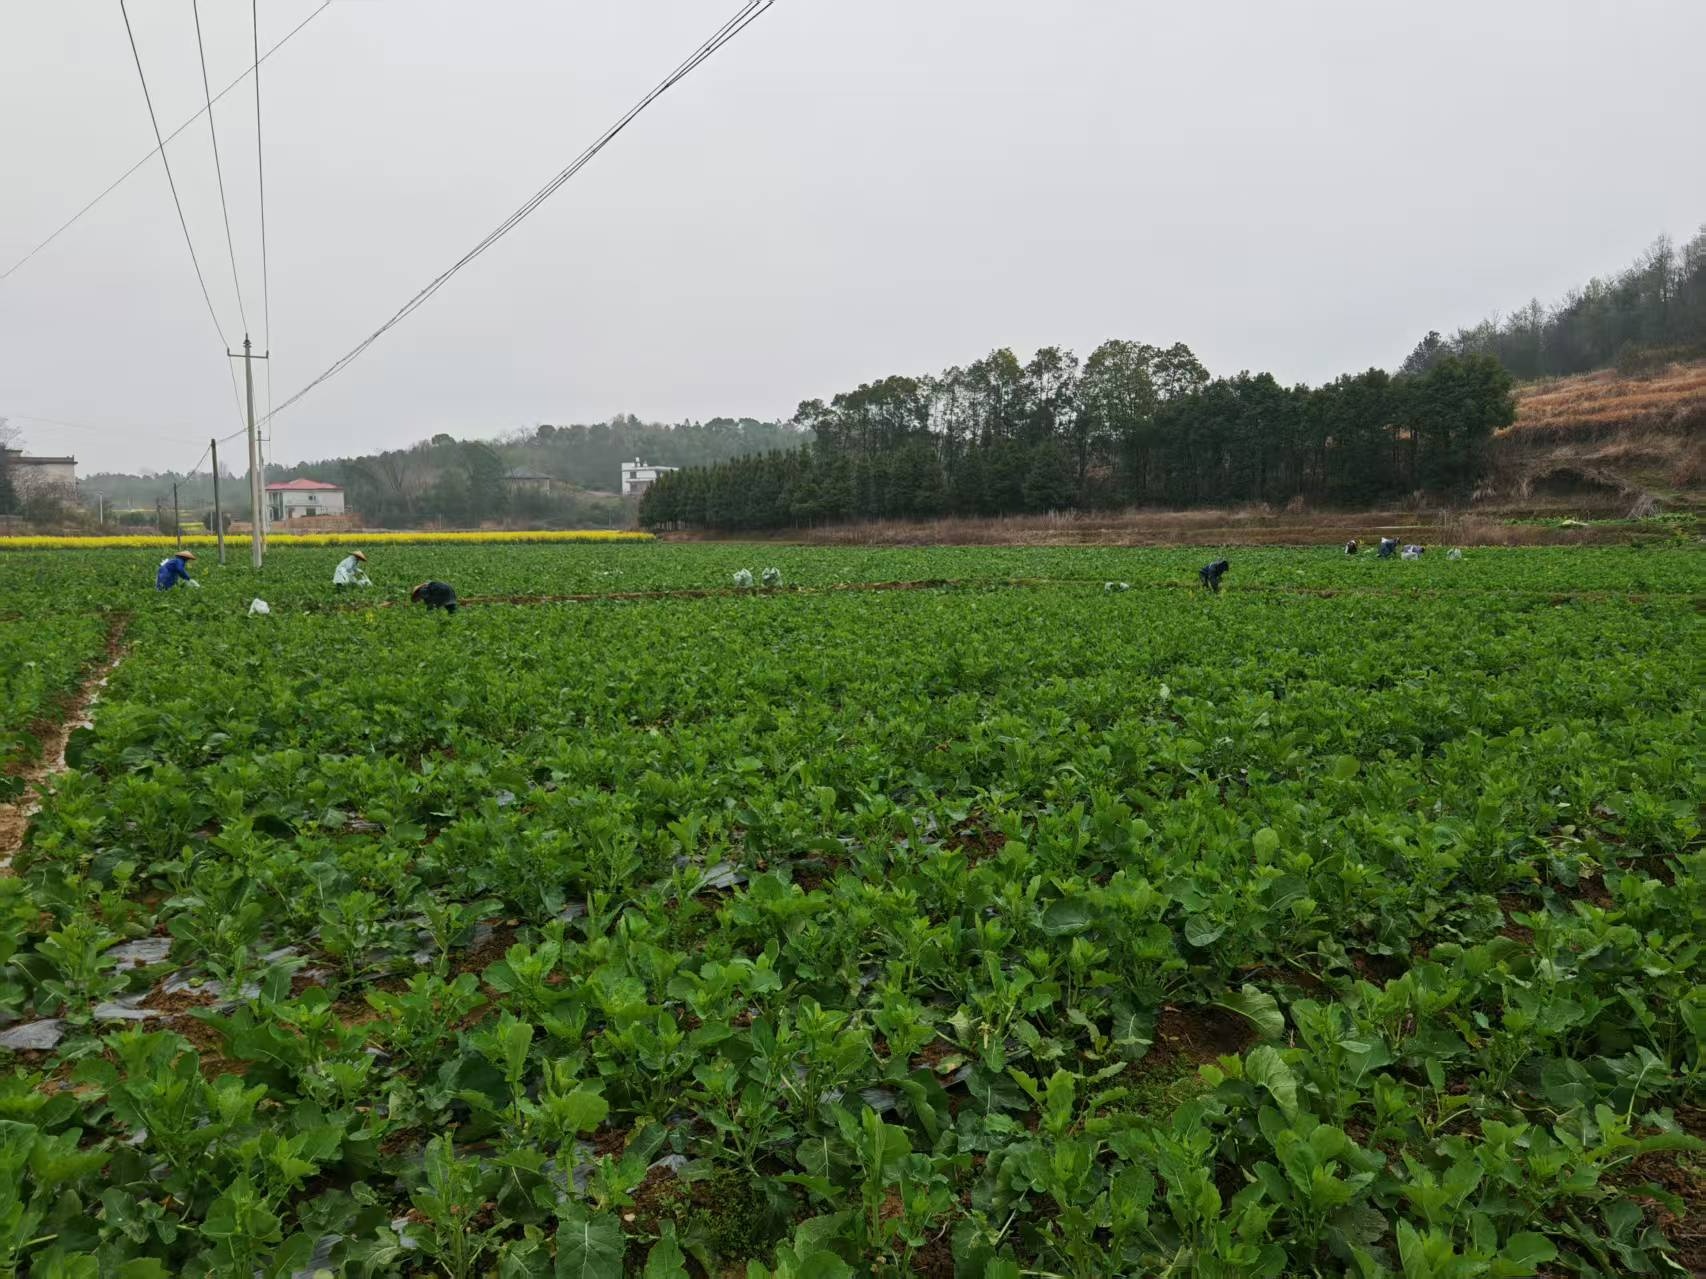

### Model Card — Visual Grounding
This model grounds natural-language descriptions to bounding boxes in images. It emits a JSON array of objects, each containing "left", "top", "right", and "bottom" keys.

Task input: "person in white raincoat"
[{"left": 332, "top": 551, "right": 372, "bottom": 589}]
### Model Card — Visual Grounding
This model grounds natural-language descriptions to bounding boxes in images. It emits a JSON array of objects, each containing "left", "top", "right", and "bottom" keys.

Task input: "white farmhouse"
[
  {"left": 619, "top": 458, "right": 677, "bottom": 497},
  {"left": 266, "top": 478, "right": 345, "bottom": 521}
]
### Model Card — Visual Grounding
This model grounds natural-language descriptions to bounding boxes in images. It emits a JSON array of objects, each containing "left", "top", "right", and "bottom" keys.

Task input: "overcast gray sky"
[{"left": 3, "top": 0, "right": 1704, "bottom": 475}]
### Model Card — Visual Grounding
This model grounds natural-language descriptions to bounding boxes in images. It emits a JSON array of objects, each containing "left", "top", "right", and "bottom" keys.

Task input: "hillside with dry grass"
[{"left": 1492, "top": 359, "right": 1706, "bottom": 508}]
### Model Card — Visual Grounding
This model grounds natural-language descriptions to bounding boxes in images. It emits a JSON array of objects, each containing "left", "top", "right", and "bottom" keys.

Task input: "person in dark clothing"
[
  {"left": 1345, "top": 539, "right": 1358, "bottom": 555},
  {"left": 1198, "top": 559, "right": 1229, "bottom": 592},
  {"left": 410, "top": 581, "right": 458, "bottom": 613},
  {"left": 1377, "top": 537, "right": 1399, "bottom": 559}
]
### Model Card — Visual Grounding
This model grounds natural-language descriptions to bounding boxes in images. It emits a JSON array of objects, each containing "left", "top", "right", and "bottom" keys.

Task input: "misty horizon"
[{"left": 4, "top": 0, "right": 1704, "bottom": 475}]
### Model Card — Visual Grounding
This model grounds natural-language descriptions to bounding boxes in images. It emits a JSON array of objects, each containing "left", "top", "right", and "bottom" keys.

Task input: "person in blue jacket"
[{"left": 155, "top": 550, "right": 200, "bottom": 591}]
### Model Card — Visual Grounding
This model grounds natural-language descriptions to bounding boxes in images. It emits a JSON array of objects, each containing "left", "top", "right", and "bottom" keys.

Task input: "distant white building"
[
  {"left": 620, "top": 458, "right": 677, "bottom": 497},
  {"left": 2, "top": 448, "right": 77, "bottom": 494},
  {"left": 266, "top": 478, "right": 345, "bottom": 521}
]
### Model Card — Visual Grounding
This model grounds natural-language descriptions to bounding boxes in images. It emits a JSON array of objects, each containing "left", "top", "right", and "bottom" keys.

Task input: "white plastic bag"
[
  {"left": 248, "top": 598, "right": 271, "bottom": 615},
  {"left": 732, "top": 569, "right": 754, "bottom": 589}
]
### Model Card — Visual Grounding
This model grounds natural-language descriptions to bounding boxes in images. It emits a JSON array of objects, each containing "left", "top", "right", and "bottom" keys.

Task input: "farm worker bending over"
[
  {"left": 333, "top": 551, "right": 372, "bottom": 588},
  {"left": 410, "top": 581, "right": 459, "bottom": 613},
  {"left": 1344, "top": 539, "right": 1358, "bottom": 555},
  {"left": 1377, "top": 538, "right": 1399, "bottom": 559},
  {"left": 1198, "top": 559, "right": 1229, "bottom": 593},
  {"left": 155, "top": 550, "right": 200, "bottom": 591}
]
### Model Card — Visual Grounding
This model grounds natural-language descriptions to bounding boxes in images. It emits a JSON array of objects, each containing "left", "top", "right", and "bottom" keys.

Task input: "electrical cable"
[
  {"left": 118, "top": 0, "right": 232, "bottom": 350},
  {"left": 0, "top": 1, "right": 331, "bottom": 285},
  {"left": 263, "top": 0, "right": 776, "bottom": 425},
  {"left": 253, "top": 0, "right": 277, "bottom": 467},
  {"left": 191, "top": 0, "right": 249, "bottom": 333}
]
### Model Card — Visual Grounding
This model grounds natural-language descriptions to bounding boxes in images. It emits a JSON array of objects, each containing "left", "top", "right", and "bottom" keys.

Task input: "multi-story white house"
[
  {"left": 619, "top": 459, "right": 677, "bottom": 497},
  {"left": 266, "top": 478, "right": 345, "bottom": 522}
]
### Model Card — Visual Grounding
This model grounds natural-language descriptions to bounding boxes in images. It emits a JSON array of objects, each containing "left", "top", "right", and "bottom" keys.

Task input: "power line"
[
  {"left": 254, "top": 0, "right": 276, "bottom": 464},
  {"left": 117, "top": 0, "right": 232, "bottom": 350},
  {"left": 0, "top": 1, "right": 331, "bottom": 286},
  {"left": 191, "top": 0, "right": 249, "bottom": 333},
  {"left": 118, "top": 1, "right": 249, "bottom": 435},
  {"left": 264, "top": 0, "right": 777, "bottom": 425}
]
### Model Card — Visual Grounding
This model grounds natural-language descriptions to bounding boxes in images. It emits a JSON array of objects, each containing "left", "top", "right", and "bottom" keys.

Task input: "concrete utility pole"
[
  {"left": 172, "top": 483, "right": 180, "bottom": 549},
  {"left": 210, "top": 438, "right": 226, "bottom": 566},
  {"left": 230, "top": 335, "right": 269, "bottom": 569}
]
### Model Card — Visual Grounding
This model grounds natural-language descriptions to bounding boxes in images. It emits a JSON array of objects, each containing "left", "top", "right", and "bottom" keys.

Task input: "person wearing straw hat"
[
  {"left": 155, "top": 550, "right": 200, "bottom": 591},
  {"left": 332, "top": 550, "right": 372, "bottom": 589}
]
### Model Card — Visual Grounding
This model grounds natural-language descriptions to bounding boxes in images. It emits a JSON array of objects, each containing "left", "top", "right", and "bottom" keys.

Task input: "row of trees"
[
  {"left": 280, "top": 417, "right": 803, "bottom": 529},
  {"left": 69, "top": 417, "right": 802, "bottom": 532},
  {"left": 313, "top": 439, "right": 615, "bottom": 529},
  {"left": 640, "top": 344, "right": 1514, "bottom": 530},
  {"left": 1402, "top": 226, "right": 1706, "bottom": 380},
  {"left": 510, "top": 415, "right": 805, "bottom": 488}
]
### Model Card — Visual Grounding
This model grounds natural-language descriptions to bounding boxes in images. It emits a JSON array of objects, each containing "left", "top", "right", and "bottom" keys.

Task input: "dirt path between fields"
[
  {"left": 421, "top": 578, "right": 1686, "bottom": 608},
  {"left": 0, "top": 614, "right": 130, "bottom": 873}
]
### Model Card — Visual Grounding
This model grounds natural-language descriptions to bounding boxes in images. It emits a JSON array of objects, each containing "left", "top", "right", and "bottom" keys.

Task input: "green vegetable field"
[{"left": 0, "top": 544, "right": 1701, "bottom": 1277}]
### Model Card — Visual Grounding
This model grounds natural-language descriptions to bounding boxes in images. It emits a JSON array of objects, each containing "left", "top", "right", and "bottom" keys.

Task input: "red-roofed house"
[{"left": 266, "top": 478, "right": 345, "bottom": 522}]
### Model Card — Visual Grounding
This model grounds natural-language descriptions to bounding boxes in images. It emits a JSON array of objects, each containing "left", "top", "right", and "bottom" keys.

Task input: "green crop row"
[
  {"left": 0, "top": 546, "right": 1700, "bottom": 1276},
  {"left": 1, "top": 543, "right": 1701, "bottom": 622},
  {"left": 0, "top": 615, "right": 111, "bottom": 785}
]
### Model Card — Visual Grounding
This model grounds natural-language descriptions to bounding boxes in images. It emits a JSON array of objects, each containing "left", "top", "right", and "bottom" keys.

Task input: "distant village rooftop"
[{"left": 264, "top": 478, "right": 342, "bottom": 492}]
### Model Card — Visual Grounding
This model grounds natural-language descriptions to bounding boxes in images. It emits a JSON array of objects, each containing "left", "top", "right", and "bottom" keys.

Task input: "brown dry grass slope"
[{"left": 1495, "top": 359, "right": 1706, "bottom": 505}]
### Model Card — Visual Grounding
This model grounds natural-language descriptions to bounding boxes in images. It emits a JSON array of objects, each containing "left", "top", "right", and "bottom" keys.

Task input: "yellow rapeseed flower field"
[{"left": 0, "top": 530, "right": 654, "bottom": 550}]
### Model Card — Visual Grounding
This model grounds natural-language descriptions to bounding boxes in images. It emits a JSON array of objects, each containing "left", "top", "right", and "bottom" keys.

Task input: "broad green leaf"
[
  {"left": 1493, "top": 1232, "right": 1558, "bottom": 1276},
  {"left": 554, "top": 1204, "right": 624, "bottom": 1279},
  {"left": 1217, "top": 985, "right": 1285, "bottom": 1039},
  {"left": 1245, "top": 1045, "right": 1298, "bottom": 1118},
  {"left": 1184, "top": 914, "right": 1226, "bottom": 948},
  {"left": 643, "top": 1223, "right": 689, "bottom": 1279},
  {"left": 1038, "top": 897, "right": 1091, "bottom": 936}
]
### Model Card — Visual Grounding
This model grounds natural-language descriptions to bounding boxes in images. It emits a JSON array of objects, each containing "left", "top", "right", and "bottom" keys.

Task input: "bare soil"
[
  {"left": 669, "top": 500, "right": 1692, "bottom": 548},
  {"left": 1131, "top": 1003, "right": 1257, "bottom": 1076}
]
